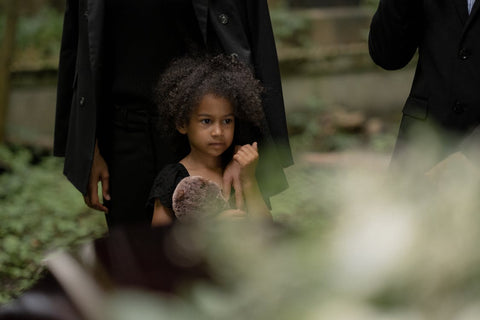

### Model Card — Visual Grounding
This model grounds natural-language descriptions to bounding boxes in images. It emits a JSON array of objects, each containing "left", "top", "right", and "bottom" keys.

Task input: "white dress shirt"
[{"left": 468, "top": 0, "right": 476, "bottom": 13}]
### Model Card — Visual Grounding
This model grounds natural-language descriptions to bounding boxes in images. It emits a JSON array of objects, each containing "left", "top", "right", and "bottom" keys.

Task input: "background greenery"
[{"left": 14, "top": 6, "right": 63, "bottom": 70}]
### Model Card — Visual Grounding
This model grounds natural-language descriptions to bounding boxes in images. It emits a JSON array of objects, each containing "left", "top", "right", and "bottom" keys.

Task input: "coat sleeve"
[
  {"left": 246, "top": 0, "right": 293, "bottom": 168},
  {"left": 53, "top": 0, "right": 79, "bottom": 157},
  {"left": 368, "top": 0, "right": 423, "bottom": 70}
]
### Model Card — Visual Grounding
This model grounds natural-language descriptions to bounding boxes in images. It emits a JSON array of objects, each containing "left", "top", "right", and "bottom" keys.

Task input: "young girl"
[{"left": 149, "top": 55, "right": 271, "bottom": 226}]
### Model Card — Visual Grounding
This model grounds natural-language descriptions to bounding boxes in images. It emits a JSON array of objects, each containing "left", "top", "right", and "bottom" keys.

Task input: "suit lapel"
[
  {"left": 453, "top": 0, "right": 469, "bottom": 25},
  {"left": 464, "top": 0, "right": 480, "bottom": 33},
  {"left": 192, "top": 0, "right": 209, "bottom": 44},
  {"left": 86, "top": 0, "right": 104, "bottom": 72}
]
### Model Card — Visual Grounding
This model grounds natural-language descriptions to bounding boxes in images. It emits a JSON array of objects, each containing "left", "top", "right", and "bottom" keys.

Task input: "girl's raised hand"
[
  {"left": 233, "top": 142, "right": 259, "bottom": 181},
  {"left": 232, "top": 142, "right": 271, "bottom": 219},
  {"left": 218, "top": 209, "right": 247, "bottom": 220},
  {"left": 223, "top": 158, "right": 245, "bottom": 210}
]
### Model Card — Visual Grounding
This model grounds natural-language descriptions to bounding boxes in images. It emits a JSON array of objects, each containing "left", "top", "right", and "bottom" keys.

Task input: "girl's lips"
[{"left": 209, "top": 142, "right": 226, "bottom": 149}]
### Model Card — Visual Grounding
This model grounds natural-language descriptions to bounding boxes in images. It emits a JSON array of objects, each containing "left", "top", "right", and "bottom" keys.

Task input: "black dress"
[
  {"left": 148, "top": 163, "right": 190, "bottom": 211},
  {"left": 149, "top": 163, "right": 232, "bottom": 221}
]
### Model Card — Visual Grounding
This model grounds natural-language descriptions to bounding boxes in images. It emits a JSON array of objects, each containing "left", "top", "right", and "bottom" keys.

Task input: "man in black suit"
[
  {"left": 369, "top": 0, "right": 480, "bottom": 173},
  {"left": 54, "top": 0, "right": 292, "bottom": 227}
]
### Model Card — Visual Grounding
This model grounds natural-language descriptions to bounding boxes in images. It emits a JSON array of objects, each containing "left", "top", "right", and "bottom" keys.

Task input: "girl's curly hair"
[{"left": 154, "top": 54, "right": 265, "bottom": 138}]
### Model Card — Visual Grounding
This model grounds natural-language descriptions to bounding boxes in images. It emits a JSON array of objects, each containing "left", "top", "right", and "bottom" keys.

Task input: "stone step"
[{"left": 300, "top": 7, "right": 372, "bottom": 46}]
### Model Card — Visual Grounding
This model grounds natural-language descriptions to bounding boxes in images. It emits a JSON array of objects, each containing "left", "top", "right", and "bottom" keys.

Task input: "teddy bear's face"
[{"left": 172, "top": 176, "right": 230, "bottom": 221}]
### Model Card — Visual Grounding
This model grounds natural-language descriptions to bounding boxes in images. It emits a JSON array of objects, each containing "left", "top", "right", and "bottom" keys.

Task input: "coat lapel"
[
  {"left": 192, "top": 0, "right": 209, "bottom": 44},
  {"left": 86, "top": 0, "right": 104, "bottom": 72}
]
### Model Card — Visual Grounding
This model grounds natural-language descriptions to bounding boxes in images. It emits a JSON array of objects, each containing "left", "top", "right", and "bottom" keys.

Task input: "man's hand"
[
  {"left": 84, "top": 142, "right": 110, "bottom": 212},
  {"left": 425, "top": 151, "right": 480, "bottom": 183}
]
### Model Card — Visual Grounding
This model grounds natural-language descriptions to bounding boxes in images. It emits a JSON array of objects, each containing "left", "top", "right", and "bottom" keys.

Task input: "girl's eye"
[
  {"left": 223, "top": 118, "right": 233, "bottom": 124},
  {"left": 200, "top": 119, "right": 211, "bottom": 124}
]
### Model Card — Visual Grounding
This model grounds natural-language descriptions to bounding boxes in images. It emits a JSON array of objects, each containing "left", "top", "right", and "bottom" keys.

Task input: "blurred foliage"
[
  {"left": 0, "top": 4, "right": 63, "bottom": 70},
  {"left": 270, "top": 164, "right": 339, "bottom": 231},
  {"left": 288, "top": 96, "right": 327, "bottom": 151},
  {"left": 0, "top": 145, "right": 107, "bottom": 304},
  {"left": 102, "top": 154, "right": 480, "bottom": 320},
  {"left": 288, "top": 95, "right": 396, "bottom": 153},
  {"left": 16, "top": 7, "right": 62, "bottom": 58},
  {"left": 6, "top": 142, "right": 480, "bottom": 318},
  {"left": 270, "top": 3, "right": 312, "bottom": 49}
]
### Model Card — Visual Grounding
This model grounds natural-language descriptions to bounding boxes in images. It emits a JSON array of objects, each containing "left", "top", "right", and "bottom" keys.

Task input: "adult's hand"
[
  {"left": 84, "top": 141, "right": 110, "bottom": 212},
  {"left": 425, "top": 151, "right": 480, "bottom": 183},
  {"left": 223, "top": 154, "right": 244, "bottom": 210}
]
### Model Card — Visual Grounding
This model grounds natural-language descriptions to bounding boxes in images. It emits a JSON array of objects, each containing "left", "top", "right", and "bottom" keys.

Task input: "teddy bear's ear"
[{"left": 176, "top": 189, "right": 185, "bottom": 200}]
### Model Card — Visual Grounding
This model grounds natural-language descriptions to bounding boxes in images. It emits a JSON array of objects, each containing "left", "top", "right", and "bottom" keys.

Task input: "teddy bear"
[{"left": 172, "top": 176, "right": 231, "bottom": 222}]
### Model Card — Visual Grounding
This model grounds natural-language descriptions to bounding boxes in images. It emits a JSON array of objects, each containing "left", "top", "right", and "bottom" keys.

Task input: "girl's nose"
[{"left": 211, "top": 124, "right": 222, "bottom": 136}]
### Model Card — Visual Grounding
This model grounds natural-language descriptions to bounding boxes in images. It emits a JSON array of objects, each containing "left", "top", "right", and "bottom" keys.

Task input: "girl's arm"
[
  {"left": 222, "top": 154, "right": 245, "bottom": 210},
  {"left": 233, "top": 142, "right": 272, "bottom": 220},
  {"left": 152, "top": 199, "right": 174, "bottom": 226}
]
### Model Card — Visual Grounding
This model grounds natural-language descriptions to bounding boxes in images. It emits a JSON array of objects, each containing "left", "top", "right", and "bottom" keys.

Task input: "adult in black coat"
[
  {"left": 369, "top": 0, "right": 480, "bottom": 173},
  {"left": 54, "top": 0, "right": 293, "bottom": 227}
]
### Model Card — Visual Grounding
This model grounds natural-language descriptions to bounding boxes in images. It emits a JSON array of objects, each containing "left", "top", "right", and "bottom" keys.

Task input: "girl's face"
[{"left": 178, "top": 94, "right": 235, "bottom": 158}]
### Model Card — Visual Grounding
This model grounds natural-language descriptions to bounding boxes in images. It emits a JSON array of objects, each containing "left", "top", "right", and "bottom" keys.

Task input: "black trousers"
[{"left": 103, "top": 106, "right": 176, "bottom": 228}]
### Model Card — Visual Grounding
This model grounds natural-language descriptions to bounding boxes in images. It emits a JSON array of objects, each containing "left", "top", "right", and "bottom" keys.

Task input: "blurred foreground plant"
[
  {"left": 5, "top": 141, "right": 480, "bottom": 320},
  {"left": 0, "top": 145, "right": 107, "bottom": 303},
  {"left": 100, "top": 158, "right": 480, "bottom": 320}
]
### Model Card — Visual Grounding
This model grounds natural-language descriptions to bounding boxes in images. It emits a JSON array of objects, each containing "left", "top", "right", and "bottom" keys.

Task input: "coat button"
[
  {"left": 453, "top": 101, "right": 466, "bottom": 114},
  {"left": 79, "top": 96, "right": 86, "bottom": 107},
  {"left": 459, "top": 48, "right": 470, "bottom": 60},
  {"left": 218, "top": 14, "right": 229, "bottom": 25}
]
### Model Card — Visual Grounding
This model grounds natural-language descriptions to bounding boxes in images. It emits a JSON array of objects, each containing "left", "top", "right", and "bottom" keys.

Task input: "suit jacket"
[
  {"left": 369, "top": 0, "right": 480, "bottom": 135},
  {"left": 54, "top": 0, "right": 293, "bottom": 195}
]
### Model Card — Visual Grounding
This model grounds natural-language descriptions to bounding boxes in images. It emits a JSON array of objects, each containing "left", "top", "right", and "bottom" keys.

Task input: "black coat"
[
  {"left": 54, "top": 0, "right": 293, "bottom": 195},
  {"left": 369, "top": 0, "right": 480, "bottom": 138}
]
